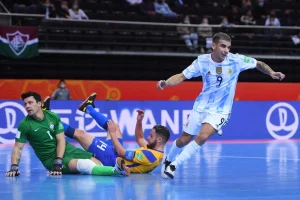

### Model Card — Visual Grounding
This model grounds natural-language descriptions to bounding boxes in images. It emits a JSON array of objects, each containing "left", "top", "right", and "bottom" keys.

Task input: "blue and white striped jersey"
[{"left": 183, "top": 53, "right": 257, "bottom": 115}]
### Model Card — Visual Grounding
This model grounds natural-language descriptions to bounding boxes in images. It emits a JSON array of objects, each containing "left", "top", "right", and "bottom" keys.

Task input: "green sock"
[{"left": 91, "top": 165, "right": 117, "bottom": 176}]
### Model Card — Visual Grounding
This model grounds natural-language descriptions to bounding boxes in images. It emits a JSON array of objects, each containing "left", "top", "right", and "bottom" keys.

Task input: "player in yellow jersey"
[{"left": 43, "top": 93, "right": 170, "bottom": 173}]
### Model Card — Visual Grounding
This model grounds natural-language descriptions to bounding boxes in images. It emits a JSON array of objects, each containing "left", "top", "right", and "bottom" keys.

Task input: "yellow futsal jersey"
[{"left": 124, "top": 146, "right": 164, "bottom": 173}]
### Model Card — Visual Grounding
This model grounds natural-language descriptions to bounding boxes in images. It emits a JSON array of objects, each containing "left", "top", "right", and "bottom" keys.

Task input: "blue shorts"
[{"left": 87, "top": 137, "right": 123, "bottom": 167}]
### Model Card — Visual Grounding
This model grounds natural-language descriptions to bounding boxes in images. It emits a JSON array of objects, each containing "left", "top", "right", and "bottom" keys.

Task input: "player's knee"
[
  {"left": 76, "top": 129, "right": 87, "bottom": 140},
  {"left": 195, "top": 134, "right": 209, "bottom": 145},
  {"left": 77, "top": 159, "right": 96, "bottom": 174},
  {"left": 177, "top": 137, "right": 190, "bottom": 147}
]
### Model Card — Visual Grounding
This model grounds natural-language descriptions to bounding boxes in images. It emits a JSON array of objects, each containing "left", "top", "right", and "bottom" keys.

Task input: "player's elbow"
[{"left": 179, "top": 73, "right": 186, "bottom": 82}]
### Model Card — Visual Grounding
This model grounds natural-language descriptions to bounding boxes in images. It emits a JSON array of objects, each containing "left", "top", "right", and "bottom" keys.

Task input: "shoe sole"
[
  {"left": 161, "top": 172, "right": 169, "bottom": 179},
  {"left": 42, "top": 96, "right": 51, "bottom": 110},
  {"left": 161, "top": 164, "right": 170, "bottom": 179},
  {"left": 164, "top": 171, "right": 174, "bottom": 179},
  {"left": 78, "top": 93, "right": 97, "bottom": 112}
]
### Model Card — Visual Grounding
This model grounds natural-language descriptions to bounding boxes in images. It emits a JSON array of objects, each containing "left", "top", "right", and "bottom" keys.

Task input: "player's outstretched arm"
[
  {"left": 135, "top": 110, "right": 148, "bottom": 147},
  {"left": 157, "top": 73, "right": 186, "bottom": 90},
  {"left": 5, "top": 142, "right": 25, "bottom": 177},
  {"left": 107, "top": 120, "right": 126, "bottom": 157},
  {"left": 49, "top": 132, "right": 65, "bottom": 175},
  {"left": 256, "top": 61, "right": 285, "bottom": 81}
]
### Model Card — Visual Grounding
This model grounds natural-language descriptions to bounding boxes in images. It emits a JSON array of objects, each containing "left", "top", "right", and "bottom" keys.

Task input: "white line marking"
[{"left": 220, "top": 156, "right": 300, "bottom": 161}]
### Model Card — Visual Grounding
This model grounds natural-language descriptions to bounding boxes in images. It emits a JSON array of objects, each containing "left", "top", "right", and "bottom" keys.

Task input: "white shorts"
[{"left": 183, "top": 110, "right": 229, "bottom": 135}]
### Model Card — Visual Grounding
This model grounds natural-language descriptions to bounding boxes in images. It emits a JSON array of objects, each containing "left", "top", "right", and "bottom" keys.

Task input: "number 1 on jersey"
[{"left": 47, "top": 131, "right": 53, "bottom": 140}]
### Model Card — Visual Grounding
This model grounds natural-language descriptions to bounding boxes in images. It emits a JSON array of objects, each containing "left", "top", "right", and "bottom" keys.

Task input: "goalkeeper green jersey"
[{"left": 16, "top": 110, "right": 92, "bottom": 172}]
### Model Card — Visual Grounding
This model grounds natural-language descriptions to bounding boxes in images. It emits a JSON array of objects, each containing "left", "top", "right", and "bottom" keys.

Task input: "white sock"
[
  {"left": 173, "top": 141, "right": 201, "bottom": 167},
  {"left": 167, "top": 139, "right": 182, "bottom": 161}
]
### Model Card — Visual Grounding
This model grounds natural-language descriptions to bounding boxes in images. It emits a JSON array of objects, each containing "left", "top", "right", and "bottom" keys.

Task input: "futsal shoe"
[
  {"left": 161, "top": 158, "right": 171, "bottom": 179},
  {"left": 42, "top": 96, "right": 51, "bottom": 110},
  {"left": 78, "top": 93, "right": 97, "bottom": 112},
  {"left": 115, "top": 157, "right": 130, "bottom": 176},
  {"left": 164, "top": 163, "right": 176, "bottom": 179}
]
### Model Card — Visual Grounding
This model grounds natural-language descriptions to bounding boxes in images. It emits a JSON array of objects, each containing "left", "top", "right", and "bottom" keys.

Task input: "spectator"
[
  {"left": 177, "top": 15, "right": 198, "bottom": 52},
  {"left": 36, "top": 0, "right": 56, "bottom": 19},
  {"left": 52, "top": 80, "right": 71, "bottom": 100},
  {"left": 69, "top": 0, "right": 89, "bottom": 20},
  {"left": 281, "top": 9, "right": 298, "bottom": 26},
  {"left": 220, "top": 16, "right": 231, "bottom": 26},
  {"left": 253, "top": 0, "right": 267, "bottom": 21},
  {"left": 140, "top": 0, "right": 156, "bottom": 16},
  {"left": 240, "top": 0, "right": 252, "bottom": 13},
  {"left": 197, "top": 17, "right": 212, "bottom": 53},
  {"left": 240, "top": 10, "right": 256, "bottom": 25},
  {"left": 265, "top": 14, "right": 281, "bottom": 37},
  {"left": 56, "top": 0, "right": 70, "bottom": 19},
  {"left": 154, "top": 0, "right": 177, "bottom": 17},
  {"left": 227, "top": 5, "right": 241, "bottom": 25},
  {"left": 265, "top": 14, "right": 280, "bottom": 27}
]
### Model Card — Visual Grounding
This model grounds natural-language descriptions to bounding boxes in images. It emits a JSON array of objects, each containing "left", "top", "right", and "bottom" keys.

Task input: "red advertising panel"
[{"left": 0, "top": 79, "right": 299, "bottom": 100}]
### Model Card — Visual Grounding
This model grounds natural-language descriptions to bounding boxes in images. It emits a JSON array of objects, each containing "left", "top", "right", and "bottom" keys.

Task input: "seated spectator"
[
  {"left": 36, "top": 0, "right": 56, "bottom": 19},
  {"left": 140, "top": 0, "right": 156, "bottom": 16},
  {"left": 265, "top": 14, "right": 281, "bottom": 37},
  {"left": 197, "top": 17, "right": 212, "bottom": 53},
  {"left": 12, "top": 0, "right": 37, "bottom": 14},
  {"left": 69, "top": 0, "right": 89, "bottom": 20},
  {"left": 253, "top": 0, "right": 267, "bottom": 20},
  {"left": 265, "top": 14, "right": 280, "bottom": 27},
  {"left": 56, "top": 0, "right": 70, "bottom": 19},
  {"left": 281, "top": 9, "right": 298, "bottom": 26},
  {"left": 154, "top": 0, "right": 177, "bottom": 17},
  {"left": 240, "top": 0, "right": 252, "bottom": 13},
  {"left": 220, "top": 16, "right": 233, "bottom": 26},
  {"left": 177, "top": 15, "right": 198, "bottom": 52},
  {"left": 240, "top": 10, "right": 256, "bottom": 25},
  {"left": 226, "top": 5, "right": 241, "bottom": 25}
]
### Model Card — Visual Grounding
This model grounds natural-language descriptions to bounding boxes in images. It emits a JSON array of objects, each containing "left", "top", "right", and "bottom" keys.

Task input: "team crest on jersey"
[
  {"left": 49, "top": 123, "right": 54, "bottom": 130},
  {"left": 228, "top": 68, "right": 233, "bottom": 75},
  {"left": 244, "top": 56, "right": 251, "bottom": 63},
  {"left": 136, "top": 152, "right": 143, "bottom": 160},
  {"left": 216, "top": 67, "right": 222, "bottom": 74}
]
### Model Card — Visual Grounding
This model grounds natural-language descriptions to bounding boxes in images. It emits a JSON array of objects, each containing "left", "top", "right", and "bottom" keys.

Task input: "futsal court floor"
[{"left": 1, "top": 140, "right": 300, "bottom": 200}]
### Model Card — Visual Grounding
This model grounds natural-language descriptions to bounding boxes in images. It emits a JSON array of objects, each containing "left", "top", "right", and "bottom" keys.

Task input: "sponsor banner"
[
  {"left": 0, "top": 25, "right": 38, "bottom": 59},
  {"left": 0, "top": 101, "right": 299, "bottom": 144},
  {"left": 0, "top": 79, "right": 299, "bottom": 100}
]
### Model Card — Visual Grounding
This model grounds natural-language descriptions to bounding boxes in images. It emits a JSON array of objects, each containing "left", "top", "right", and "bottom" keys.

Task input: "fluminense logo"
[
  {"left": 0, "top": 102, "right": 27, "bottom": 144},
  {"left": 266, "top": 102, "right": 299, "bottom": 140},
  {"left": 6, "top": 31, "right": 29, "bottom": 56}
]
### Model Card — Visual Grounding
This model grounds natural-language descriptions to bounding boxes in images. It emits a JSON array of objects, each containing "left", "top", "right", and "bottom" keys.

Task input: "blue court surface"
[{"left": 1, "top": 141, "right": 300, "bottom": 200}]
